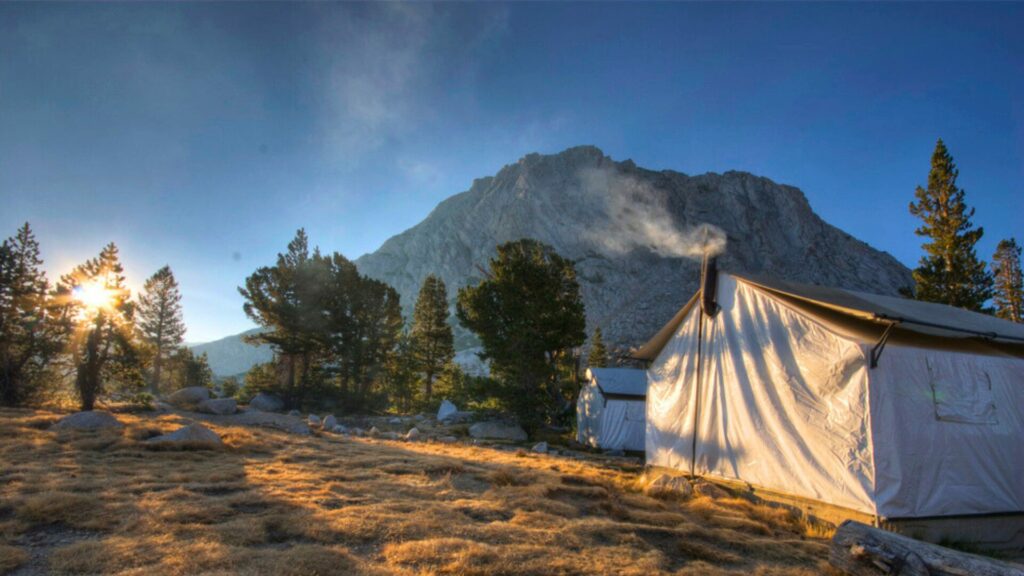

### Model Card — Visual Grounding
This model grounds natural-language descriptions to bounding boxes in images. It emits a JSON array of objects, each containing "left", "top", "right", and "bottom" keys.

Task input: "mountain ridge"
[{"left": 199, "top": 145, "right": 913, "bottom": 375}]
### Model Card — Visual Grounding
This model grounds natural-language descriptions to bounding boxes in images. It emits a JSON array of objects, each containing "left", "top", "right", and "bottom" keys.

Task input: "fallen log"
[{"left": 829, "top": 520, "right": 1024, "bottom": 576}]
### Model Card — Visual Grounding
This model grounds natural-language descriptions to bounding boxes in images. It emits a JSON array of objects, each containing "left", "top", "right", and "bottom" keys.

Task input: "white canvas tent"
[
  {"left": 634, "top": 271, "right": 1024, "bottom": 542},
  {"left": 576, "top": 367, "right": 647, "bottom": 451}
]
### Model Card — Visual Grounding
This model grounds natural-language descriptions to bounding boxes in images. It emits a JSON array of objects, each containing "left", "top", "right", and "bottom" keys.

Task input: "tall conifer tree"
[
  {"left": 410, "top": 274, "right": 454, "bottom": 403},
  {"left": 908, "top": 139, "right": 993, "bottom": 311},
  {"left": 137, "top": 266, "right": 186, "bottom": 394},
  {"left": 0, "top": 223, "right": 67, "bottom": 406},
  {"left": 457, "top": 239, "right": 586, "bottom": 433},
  {"left": 57, "top": 243, "right": 136, "bottom": 410},
  {"left": 587, "top": 327, "right": 608, "bottom": 368},
  {"left": 992, "top": 238, "right": 1023, "bottom": 323}
]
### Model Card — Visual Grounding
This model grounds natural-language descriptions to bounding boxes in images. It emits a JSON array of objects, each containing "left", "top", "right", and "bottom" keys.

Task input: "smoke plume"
[{"left": 580, "top": 167, "right": 726, "bottom": 259}]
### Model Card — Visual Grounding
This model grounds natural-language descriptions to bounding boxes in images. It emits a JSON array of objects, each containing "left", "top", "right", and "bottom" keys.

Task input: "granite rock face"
[{"left": 355, "top": 146, "right": 914, "bottom": 354}]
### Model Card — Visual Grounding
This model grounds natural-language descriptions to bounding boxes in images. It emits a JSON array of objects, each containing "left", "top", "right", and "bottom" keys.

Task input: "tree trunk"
[
  {"left": 77, "top": 326, "right": 102, "bottom": 411},
  {"left": 829, "top": 520, "right": 1024, "bottom": 576},
  {"left": 151, "top": 350, "right": 163, "bottom": 396}
]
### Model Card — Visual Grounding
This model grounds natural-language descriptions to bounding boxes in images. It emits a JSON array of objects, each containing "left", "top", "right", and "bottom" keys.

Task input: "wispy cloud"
[{"left": 310, "top": 4, "right": 509, "bottom": 165}]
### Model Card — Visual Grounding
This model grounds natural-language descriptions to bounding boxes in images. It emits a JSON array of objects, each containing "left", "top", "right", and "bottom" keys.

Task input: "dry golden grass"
[{"left": 0, "top": 408, "right": 831, "bottom": 575}]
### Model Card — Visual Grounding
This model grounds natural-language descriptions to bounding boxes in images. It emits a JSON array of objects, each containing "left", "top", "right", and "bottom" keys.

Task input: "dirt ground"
[{"left": 0, "top": 408, "right": 833, "bottom": 575}]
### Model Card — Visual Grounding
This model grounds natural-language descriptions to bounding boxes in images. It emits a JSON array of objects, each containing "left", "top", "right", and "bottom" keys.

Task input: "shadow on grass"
[{"left": 0, "top": 408, "right": 831, "bottom": 575}]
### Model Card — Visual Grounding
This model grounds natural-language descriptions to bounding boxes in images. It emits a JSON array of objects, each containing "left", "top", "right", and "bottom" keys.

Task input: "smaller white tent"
[{"left": 576, "top": 367, "right": 647, "bottom": 451}]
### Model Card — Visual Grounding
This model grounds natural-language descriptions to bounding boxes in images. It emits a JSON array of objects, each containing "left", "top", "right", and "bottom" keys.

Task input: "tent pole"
[
  {"left": 869, "top": 321, "right": 897, "bottom": 369},
  {"left": 691, "top": 306, "right": 705, "bottom": 478}
]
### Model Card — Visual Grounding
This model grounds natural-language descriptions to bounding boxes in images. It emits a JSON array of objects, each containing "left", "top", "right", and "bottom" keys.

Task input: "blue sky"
[{"left": 1, "top": 2, "right": 1021, "bottom": 342}]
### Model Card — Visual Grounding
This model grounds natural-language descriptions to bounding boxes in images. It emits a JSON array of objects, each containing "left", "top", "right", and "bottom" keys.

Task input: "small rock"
[
  {"left": 437, "top": 399, "right": 458, "bottom": 421},
  {"left": 405, "top": 427, "right": 421, "bottom": 441},
  {"left": 198, "top": 398, "right": 237, "bottom": 415},
  {"left": 368, "top": 426, "right": 381, "bottom": 438},
  {"left": 308, "top": 414, "right": 322, "bottom": 427},
  {"left": 643, "top": 473, "right": 693, "bottom": 500},
  {"left": 249, "top": 393, "right": 284, "bottom": 412},
  {"left": 322, "top": 415, "right": 337, "bottom": 430},
  {"left": 167, "top": 386, "right": 210, "bottom": 409},
  {"left": 532, "top": 441, "right": 548, "bottom": 454},
  {"left": 287, "top": 409, "right": 301, "bottom": 417},
  {"left": 438, "top": 436, "right": 458, "bottom": 444},
  {"left": 383, "top": 431, "right": 401, "bottom": 440},
  {"left": 414, "top": 414, "right": 426, "bottom": 422},
  {"left": 52, "top": 411, "right": 124, "bottom": 432},
  {"left": 147, "top": 423, "right": 223, "bottom": 448},
  {"left": 333, "top": 425, "right": 347, "bottom": 434},
  {"left": 693, "top": 481, "right": 730, "bottom": 500},
  {"left": 468, "top": 421, "right": 528, "bottom": 442},
  {"left": 388, "top": 417, "right": 402, "bottom": 425}
]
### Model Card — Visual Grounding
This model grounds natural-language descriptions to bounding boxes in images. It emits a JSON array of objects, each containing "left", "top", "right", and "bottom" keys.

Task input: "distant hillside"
[{"left": 189, "top": 328, "right": 272, "bottom": 377}]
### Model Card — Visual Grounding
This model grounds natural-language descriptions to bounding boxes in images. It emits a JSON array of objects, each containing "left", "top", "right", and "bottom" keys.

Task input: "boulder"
[
  {"left": 643, "top": 473, "right": 693, "bottom": 500},
  {"left": 147, "top": 423, "right": 223, "bottom": 448},
  {"left": 167, "top": 386, "right": 210, "bottom": 409},
  {"left": 693, "top": 481, "right": 730, "bottom": 500},
  {"left": 232, "top": 411, "right": 310, "bottom": 435},
  {"left": 322, "top": 415, "right": 337, "bottom": 430},
  {"left": 249, "top": 393, "right": 284, "bottom": 413},
  {"left": 405, "top": 427, "right": 421, "bottom": 441},
  {"left": 52, "top": 411, "right": 124, "bottom": 432},
  {"left": 468, "top": 421, "right": 528, "bottom": 442},
  {"left": 308, "top": 414, "right": 322, "bottom": 427},
  {"left": 198, "top": 398, "right": 237, "bottom": 415},
  {"left": 437, "top": 399, "right": 458, "bottom": 422},
  {"left": 532, "top": 441, "right": 548, "bottom": 454}
]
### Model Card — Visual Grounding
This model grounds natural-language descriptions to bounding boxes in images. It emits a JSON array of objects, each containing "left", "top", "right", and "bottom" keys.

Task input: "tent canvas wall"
[
  {"left": 576, "top": 367, "right": 647, "bottom": 451},
  {"left": 635, "top": 271, "right": 1024, "bottom": 545}
]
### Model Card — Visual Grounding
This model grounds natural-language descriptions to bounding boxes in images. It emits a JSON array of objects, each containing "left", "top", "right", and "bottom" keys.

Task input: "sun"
[{"left": 74, "top": 279, "right": 115, "bottom": 314}]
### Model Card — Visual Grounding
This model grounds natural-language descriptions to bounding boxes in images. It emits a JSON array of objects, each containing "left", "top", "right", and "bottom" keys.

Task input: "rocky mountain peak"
[{"left": 358, "top": 146, "right": 913, "bottom": 353}]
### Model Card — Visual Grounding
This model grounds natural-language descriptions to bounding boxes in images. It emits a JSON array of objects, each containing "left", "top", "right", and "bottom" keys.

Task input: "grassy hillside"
[{"left": 0, "top": 408, "right": 832, "bottom": 575}]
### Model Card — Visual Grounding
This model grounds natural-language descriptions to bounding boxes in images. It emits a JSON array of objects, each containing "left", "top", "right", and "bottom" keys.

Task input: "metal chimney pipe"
[{"left": 700, "top": 252, "right": 719, "bottom": 317}]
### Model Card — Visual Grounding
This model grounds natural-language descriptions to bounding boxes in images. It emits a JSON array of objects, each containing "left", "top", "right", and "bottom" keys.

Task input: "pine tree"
[
  {"left": 137, "top": 266, "right": 186, "bottom": 394},
  {"left": 410, "top": 275, "right": 454, "bottom": 404},
  {"left": 587, "top": 327, "right": 608, "bottom": 368},
  {"left": 383, "top": 330, "right": 418, "bottom": 413},
  {"left": 908, "top": 139, "right": 993, "bottom": 311},
  {"left": 0, "top": 223, "right": 67, "bottom": 406},
  {"left": 239, "top": 229, "right": 324, "bottom": 407},
  {"left": 457, "top": 239, "right": 586, "bottom": 433},
  {"left": 57, "top": 242, "right": 136, "bottom": 411},
  {"left": 992, "top": 238, "right": 1023, "bottom": 323}
]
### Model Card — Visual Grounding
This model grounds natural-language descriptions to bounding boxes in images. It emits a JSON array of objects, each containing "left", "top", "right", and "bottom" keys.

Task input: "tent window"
[{"left": 928, "top": 359, "right": 998, "bottom": 425}]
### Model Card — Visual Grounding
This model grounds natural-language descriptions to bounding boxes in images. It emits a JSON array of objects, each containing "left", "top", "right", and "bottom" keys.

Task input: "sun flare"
[{"left": 73, "top": 279, "right": 115, "bottom": 313}]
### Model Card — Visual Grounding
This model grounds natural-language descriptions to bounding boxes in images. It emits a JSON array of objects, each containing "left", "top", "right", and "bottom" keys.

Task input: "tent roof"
[
  {"left": 632, "top": 272, "right": 1024, "bottom": 361},
  {"left": 586, "top": 367, "right": 647, "bottom": 398}
]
